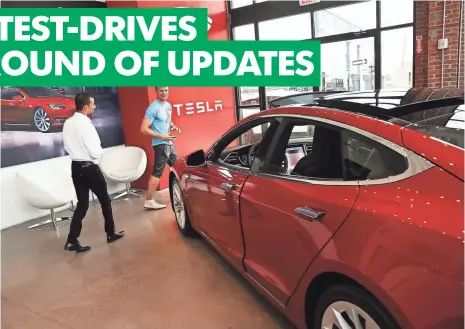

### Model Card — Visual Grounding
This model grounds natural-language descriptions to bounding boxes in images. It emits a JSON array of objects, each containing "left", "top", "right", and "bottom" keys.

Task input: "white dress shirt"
[{"left": 62, "top": 112, "right": 102, "bottom": 164}]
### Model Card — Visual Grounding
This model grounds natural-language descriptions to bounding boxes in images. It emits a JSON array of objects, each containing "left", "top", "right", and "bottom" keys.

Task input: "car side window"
[
  {"left": 209, "top": 117, "right": 280, "bottom": 171},
  {"left": 1, "top": 89, "right": 14, "bottom": 100},
  {"left": 261, "top": 118, "right": 345, "bottom": 181},
  {"left": 260, "top": 117, "right": 409, "bottom": 183},
  {"left": 341, "top": 129, "right": 408, "bottom": 180},
  {"left": 1, "top": 88, "right": 22, "bottom": 100}
]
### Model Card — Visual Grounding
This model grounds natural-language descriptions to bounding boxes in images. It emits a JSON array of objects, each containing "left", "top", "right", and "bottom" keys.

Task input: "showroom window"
[
  {"left": 258, "top": 13, "right": 312, "bottom": 40},
  {"left": 381, "top": 27, "right": 414, "bottom": 89},
  {"left": 321, "top": 37, "right": 375, "bottom": 92},
  {"left": 233, "top": 24, "right": 259, "bottom": 108},
  {"left": 314, "top": 0, "right": 376, "bottom": 38},
  {"left": 233, "top": 24, "right": 255, "bottom": 40},
  {"left": 257, "top": 13, "right": 314, "bottom": 108},
  {"left": 230, "top": 0, "right": 270, "bottom": 9},
  {"left": 381, "top": 0, "right": 414, "bottom": 28},
  {"left": 240, "top": 107, "right": 260, "bottom": 120},
  {"left": 228, "top": 0, "right": 415, "bottom": 119},
  {"left": 230, "top": 0, "right": 253, "bottom": 9}
]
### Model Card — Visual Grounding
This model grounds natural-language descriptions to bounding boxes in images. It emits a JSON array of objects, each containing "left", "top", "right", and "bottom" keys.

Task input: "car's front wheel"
[
  {"left": 33, "top": 108, "right": 52, "bottom": 132},
  {"left": 312, "top": 284, "right": 400, "bottom": 329},
  {"left": 171, "top": 178, "right": 196, "bottom": 237}
]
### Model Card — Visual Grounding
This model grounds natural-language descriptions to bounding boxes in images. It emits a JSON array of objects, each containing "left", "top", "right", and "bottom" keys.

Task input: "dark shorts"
[{"left": 152, "top": 144, "right": 178, "bottom": 178}]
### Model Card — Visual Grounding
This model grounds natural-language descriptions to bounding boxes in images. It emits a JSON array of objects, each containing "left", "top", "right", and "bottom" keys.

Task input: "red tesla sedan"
[
  {"left": 168, "top": 88, "right": 464, "bottom": 329},
  {"left": 0, "top": 86, "right": 75, "bottom": 132}
]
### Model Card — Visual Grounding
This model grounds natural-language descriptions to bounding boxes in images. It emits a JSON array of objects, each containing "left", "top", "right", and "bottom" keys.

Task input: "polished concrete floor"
[{"left": 1, "top": 190, "right": 294, "bottom": 329}]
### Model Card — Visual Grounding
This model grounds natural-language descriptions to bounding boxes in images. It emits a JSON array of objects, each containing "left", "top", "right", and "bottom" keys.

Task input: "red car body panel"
[
  {"left": 400, "top": 127, "right": 464, "bottom": 181},
  {"left": 285, "top": 165, "right": 464, "bottom": 329},
  {"left": 170, "top": 104, "right": 464, "bottom": 329},
  {"left": 183, "top": 163, "right": 247, "bottom": 268},
  {"left": 240, "top": 175, "right": 359, "bottom": 305},
  {"left": 1, "top": 87, "right": 75, "bottom": 128}
]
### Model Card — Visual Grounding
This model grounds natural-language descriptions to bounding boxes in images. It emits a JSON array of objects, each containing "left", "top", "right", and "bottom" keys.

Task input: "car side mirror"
[
  {"left": 186, "top": 149, "right": 206, "bottom": 167},
  {"left": 12, "top": 95, "right": 24, "bottom": 101}
]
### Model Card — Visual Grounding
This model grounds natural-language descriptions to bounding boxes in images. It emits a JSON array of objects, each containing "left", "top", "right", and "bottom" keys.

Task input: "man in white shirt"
[{"left": 62, "top": 92, "right": 125, "bottom": 253}]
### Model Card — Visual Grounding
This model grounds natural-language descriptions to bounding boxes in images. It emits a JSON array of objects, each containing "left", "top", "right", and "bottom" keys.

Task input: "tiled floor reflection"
[{"left": 2, "top": 190, "right": 294, "bottom": 329}]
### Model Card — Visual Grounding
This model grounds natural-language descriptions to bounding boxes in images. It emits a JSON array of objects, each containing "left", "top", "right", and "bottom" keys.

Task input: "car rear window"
[
  {"left": 268, "top": 92, "right": 342, "bottom": 108},
  {"left": 401, "top": 104, "right": 464, "bottom": 149}
]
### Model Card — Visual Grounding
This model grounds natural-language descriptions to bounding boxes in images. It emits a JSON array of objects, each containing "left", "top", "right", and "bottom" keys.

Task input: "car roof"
[{"left": 248, "top": 87, "right": 464, "bottom": 141}]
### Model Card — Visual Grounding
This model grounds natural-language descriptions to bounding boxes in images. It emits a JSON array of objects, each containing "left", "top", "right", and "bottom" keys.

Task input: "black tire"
[
  {"left": 311, "top": 284, "right": 401, "bottom": 329},
  {"left": 171, "top": 178, "right": 196, "bottom": 237},
  {"left": 32, "top": 107, "right": 52, "bottom": 133}
]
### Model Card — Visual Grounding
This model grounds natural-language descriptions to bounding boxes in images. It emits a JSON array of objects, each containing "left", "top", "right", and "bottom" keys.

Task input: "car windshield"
[{"left": 19, "top": 87, "right": 64, "bottom": 98}]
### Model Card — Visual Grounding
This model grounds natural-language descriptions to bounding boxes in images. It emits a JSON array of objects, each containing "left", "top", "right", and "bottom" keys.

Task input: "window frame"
[
  {"left": 227, "top": 0, "right": 416, "bottom": 120},
  {"left": 250, "top": 114, "right": 432, "bottom": 186}
]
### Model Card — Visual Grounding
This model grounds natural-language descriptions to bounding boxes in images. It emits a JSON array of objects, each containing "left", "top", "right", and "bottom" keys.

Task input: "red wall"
[{"left": 107, "top": 0, "right": 235, "bottom": 190}]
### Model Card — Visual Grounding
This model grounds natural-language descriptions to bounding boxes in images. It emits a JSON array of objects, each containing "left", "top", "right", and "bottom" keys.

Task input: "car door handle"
[
  {"left": 295, "top": 206, "right": 325, "bottom": 220},
  {"left": 220, "top": 182, "right": 237, "bottom": 191}
]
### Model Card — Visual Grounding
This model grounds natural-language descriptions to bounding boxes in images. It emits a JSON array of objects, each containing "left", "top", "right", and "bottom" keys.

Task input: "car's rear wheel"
[
  {"left": 171, "top": 178, "right": 196, "bottom": 237},
  {"left": 312, "top": 285, "right": 400, "bottom": 329},
  {"left": 33, "top": 108, "right": 52, "bottom": 132}
]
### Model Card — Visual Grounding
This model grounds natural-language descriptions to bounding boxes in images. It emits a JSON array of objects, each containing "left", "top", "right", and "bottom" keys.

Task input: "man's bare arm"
[
  {"left": 141, "top": 118, "right": 174, "bottom": 140},
  {"left": 140, "top": 118, "right": 162, "bottom": 138}
]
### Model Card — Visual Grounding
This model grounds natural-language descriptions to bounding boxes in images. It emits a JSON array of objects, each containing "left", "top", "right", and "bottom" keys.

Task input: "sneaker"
[{"left": 144, "top": 199, "right": 166, "bottom": 210}]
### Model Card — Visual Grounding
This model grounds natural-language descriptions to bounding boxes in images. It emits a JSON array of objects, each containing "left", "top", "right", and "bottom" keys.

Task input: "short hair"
[
  {"left": 75, "top": 92, "right": 93, "bottom": 111},
  {"left": 155, "top": 86, "right": 168, "bottom": 91}
]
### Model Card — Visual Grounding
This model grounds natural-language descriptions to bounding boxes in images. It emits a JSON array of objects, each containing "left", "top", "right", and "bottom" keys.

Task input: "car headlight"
[{"left": 48, "top": 104, "right": 67, "bottom": 110}]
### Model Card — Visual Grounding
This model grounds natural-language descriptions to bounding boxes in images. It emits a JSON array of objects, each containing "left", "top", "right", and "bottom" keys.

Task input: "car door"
[
  {"left": 1, "top": 88, "right": 17, "bottom": 123},
  {"left": 239, "top": 116, "right": 360, "bottom": 305},
  {"left": 2, "top": 88, "right": 29, "bottom": 123},
  {"left": 185, "top": 116, "right": 281, "bottom": 268}
]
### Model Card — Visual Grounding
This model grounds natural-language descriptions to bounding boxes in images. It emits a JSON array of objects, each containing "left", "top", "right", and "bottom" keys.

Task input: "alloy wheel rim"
[
  {"left": 321, "top": 301, "right": 381, "bottom": 329},
  {"left": 172, "top": 183, "right": 185, "bottom": 229},
  {"left": 34, "top": 109, "right": 51, "bottom": 132}
]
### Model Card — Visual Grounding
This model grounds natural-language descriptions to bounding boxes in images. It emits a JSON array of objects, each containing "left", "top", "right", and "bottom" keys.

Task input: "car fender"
[{"left": 284, "top": 248, "right": 412, "bottom": 329}]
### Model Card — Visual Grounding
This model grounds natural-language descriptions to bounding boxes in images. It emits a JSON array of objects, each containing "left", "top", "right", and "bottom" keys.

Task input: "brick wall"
[{"left": 414, "top": 0, "right": 464, "bottom": 88}]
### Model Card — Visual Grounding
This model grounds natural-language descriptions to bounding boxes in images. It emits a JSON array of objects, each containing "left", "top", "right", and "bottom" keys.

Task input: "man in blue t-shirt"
[{"left": 140, "top": 86, "right": 182, "bottom": 209}]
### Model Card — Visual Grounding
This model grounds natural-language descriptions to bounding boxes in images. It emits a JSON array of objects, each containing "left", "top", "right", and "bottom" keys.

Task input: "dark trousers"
[{"left": 67, "top": 161, "right": 115, "bottom": 243}]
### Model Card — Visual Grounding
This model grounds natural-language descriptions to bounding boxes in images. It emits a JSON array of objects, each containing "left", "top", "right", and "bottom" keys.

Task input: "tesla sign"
[{"left": 173, "top": 100, "right": 223, "bottom": 116}]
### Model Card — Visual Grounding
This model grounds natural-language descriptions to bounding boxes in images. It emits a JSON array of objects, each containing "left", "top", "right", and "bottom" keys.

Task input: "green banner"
[{"left": 0, "top": 9, "right": 321, "bottom": 87}]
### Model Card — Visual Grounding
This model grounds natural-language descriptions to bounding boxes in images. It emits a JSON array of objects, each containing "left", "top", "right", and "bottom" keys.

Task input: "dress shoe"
[
  {"left": 64, "top": 240, "right": 91, "bottom": 253},
  {"left": 107, "top": 231, "right": 125, "bottom": 243}
]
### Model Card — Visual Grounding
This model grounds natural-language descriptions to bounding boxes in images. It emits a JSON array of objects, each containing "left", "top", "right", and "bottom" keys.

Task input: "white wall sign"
[{"left": 173, "top": 100, "right": 223, "bottom": 116}]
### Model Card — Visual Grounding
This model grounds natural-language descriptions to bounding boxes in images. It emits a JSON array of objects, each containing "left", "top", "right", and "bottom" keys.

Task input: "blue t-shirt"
[{"left": 144, "top": 99, "right": 173, "bottom": 146}]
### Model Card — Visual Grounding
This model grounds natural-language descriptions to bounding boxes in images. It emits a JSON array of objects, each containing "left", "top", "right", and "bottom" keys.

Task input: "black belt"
[{"left": 72, "top": 160, "right": 96, "bottom": 166}]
